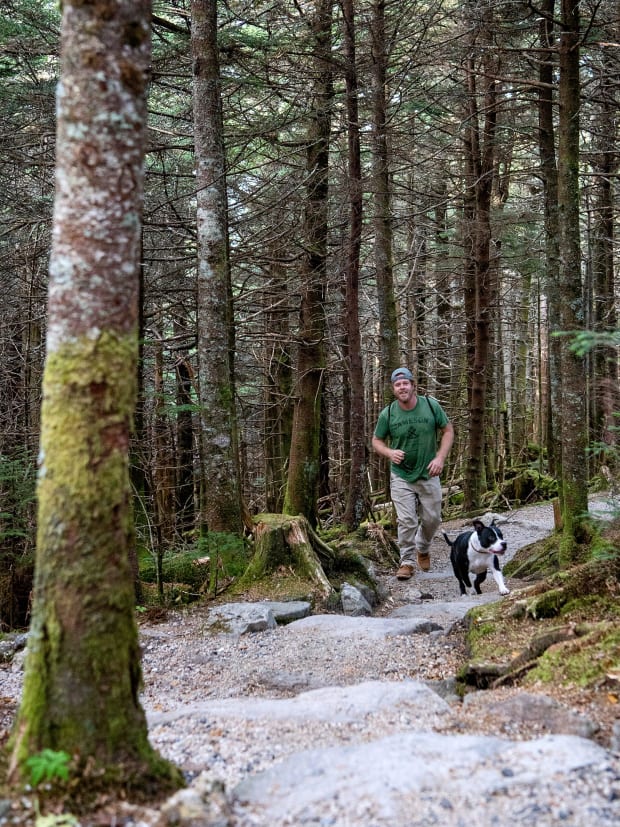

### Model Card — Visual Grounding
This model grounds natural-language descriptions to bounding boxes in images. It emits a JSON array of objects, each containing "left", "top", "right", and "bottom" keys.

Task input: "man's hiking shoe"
[
  {"left": 417, "top": 552, "right": 431, "bottom": 572},
  {"left": 396, "top": 563, "right": 414, "bottom": 580}
]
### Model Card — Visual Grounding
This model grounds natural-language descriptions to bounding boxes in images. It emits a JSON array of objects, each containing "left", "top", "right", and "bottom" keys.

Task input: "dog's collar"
[{"left": 469, "top": 533, "right": 493, "bottom": 554}]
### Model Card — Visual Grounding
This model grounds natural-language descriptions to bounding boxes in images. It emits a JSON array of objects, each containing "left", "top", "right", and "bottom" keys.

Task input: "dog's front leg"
[{"left": 492, "top": 556, "right": 510, "bottom": 595}]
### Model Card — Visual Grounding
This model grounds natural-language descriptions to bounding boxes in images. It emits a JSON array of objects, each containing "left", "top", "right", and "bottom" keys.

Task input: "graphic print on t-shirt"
[{"left": 380, "top": 397, "right": 441, "bottom": 481}]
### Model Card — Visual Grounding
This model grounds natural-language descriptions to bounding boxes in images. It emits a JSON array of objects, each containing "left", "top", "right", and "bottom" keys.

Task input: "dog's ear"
[{"left": 472, "top": 518, "right": 485, "bottom": 532}]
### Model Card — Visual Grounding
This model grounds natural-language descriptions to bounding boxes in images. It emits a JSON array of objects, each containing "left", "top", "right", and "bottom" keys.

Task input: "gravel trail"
[{"left": 1, "top": 499, "right": 618, "bottom": 826}]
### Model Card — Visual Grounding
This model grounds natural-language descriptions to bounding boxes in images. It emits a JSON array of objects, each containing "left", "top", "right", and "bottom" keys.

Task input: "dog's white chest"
[{"left": 467, "top": 547, "right": 493, "bottom": 574}]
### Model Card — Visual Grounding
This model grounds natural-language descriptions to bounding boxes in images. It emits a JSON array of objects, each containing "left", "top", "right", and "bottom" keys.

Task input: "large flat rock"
[{"left": 232, "top": 732, "right": 617, "bottom": 826}]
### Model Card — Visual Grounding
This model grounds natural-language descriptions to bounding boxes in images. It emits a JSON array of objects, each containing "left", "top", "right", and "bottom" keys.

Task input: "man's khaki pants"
[{"left": 390, "top": 473, "right": 443, "bottom": 567}]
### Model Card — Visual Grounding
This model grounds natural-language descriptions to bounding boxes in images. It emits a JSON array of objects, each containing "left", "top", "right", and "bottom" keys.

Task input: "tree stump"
[{"left": 241, "top": 513, "right": 336, "bottom": 599}]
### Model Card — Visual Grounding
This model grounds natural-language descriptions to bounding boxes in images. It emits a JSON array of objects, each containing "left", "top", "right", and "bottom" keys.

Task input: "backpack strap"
[
  {"left": 386, "top": 400, "right": 395, "bottom": 437},
  {"left": 425, "top": 394, "right": 440, "bottom": 429}
]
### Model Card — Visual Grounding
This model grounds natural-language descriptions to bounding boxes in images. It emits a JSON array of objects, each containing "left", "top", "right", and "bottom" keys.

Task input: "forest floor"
[{"left": 0, "top": 496, "right": 619, "bottom": 825}]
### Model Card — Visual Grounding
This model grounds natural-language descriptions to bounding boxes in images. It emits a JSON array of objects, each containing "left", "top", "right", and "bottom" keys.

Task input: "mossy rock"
[
  {"left": 525, "top": 587, "right": 567, "bottom": 619},
  {"left": 504, "top": 534, "right": 560, "bottom": 579}
]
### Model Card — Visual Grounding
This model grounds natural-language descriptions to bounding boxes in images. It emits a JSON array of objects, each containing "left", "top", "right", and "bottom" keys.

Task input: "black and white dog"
[{"left": 443, "top": 519, "right": 510, "bottom": 596}]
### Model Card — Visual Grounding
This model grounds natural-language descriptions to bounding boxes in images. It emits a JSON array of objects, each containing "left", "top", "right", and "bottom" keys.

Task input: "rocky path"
[
  {"left": 138, "top": 501, "right": 619, "bottom": 826},
  {"left": 1, "top": 501, "right": 619, "bottom": 826}
]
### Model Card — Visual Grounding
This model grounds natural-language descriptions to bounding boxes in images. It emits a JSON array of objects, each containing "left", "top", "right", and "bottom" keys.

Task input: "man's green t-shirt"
[{"left": 374, "top": 395, "right": 449, "bottom": 482}]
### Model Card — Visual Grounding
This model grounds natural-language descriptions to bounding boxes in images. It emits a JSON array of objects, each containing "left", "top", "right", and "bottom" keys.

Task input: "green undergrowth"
[{"left": 138, "top": 530, "right": 250, "bottom": 606}]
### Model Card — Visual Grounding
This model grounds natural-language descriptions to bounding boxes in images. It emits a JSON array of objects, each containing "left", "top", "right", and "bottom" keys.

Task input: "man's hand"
[
  {"left": 427, "top": 456, "right": 445, "bottom": 477},
  {"left": 427, "top": 423, "right": 454, "bottom": 476}
]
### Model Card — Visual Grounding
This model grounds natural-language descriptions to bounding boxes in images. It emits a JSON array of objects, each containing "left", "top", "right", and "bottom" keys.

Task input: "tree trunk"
[
  {"left": 370, "top": 0, "right": 399, "bottom": 500},
  {"left": 462, "top": 7, "right": 498, "bottom": 511},
  {"left": 263, "top": 257, "right": 293, "bottom": 513},
  {"left": 511, "top": 268, "right": 533, "bottom": 461},
  {"left": 284, "top": 0, "right": 333, "bottom": 526},
  {"left": 538, "top": 0, "right": 563, "bottom": 482},
  {"left": 153, "top": 328, "right": 175, "bottom": 550},
  {"left": 371, "top": 0, "right": 399, "bottom": 387},
  {"left": 191, "top": 0, "right": 244, "bottom": 533},
  {"left": 175, "top": 344, "right": 195, "bottom": 536},
  {"left": 130, "top": 240, "right": 148, "bottom": 604},
  {"left": 341, "top": 0, "right": 367, "bottom": 530},
  {"left": 557, "top": 0, "right": 589, "bottom": 558},
  {"left": 433, "top": 173, "right": 453, "bottom": 399},
  {"left": 9, "top": 0, "right": 181, "bottom": 793},
  {"left": 589, "top": 6, "right": 619, "bottom": 458}
]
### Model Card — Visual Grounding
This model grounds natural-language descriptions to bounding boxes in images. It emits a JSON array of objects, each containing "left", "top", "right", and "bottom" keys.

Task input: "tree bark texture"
[
  {"left": 538, "top": 0, "right": 563, "bottom": 482},
  {"left": 371, "top": 0, "right": 399, "bottom": 390},
  {"left": 10, "top": 0, "right": 181, "bottom": 791},
  {"left": 370, "top": 0, "right": 399, "bottom": 500},
  {"left": 284, "top": 0, "right": 333, "bottom": 526},
  {"left": 462, "top": 5, "right": 498, "bottom": 511},
  {"left": 589, "top": 6, "right": 619, "bottom": 455},
  {"left": 191, "top": 0, "right": 244, "bottom": 533},
  {"left": 341, "top": 0, "right": 368, "bottom": 530},
  {"left": 557, "top": 0, "right": 589, "bottom": 554}
]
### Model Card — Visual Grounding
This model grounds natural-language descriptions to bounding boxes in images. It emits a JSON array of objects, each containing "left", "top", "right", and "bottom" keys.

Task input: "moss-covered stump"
[{"left": 236, "top": 514, "right": 336, "bottom": 602}]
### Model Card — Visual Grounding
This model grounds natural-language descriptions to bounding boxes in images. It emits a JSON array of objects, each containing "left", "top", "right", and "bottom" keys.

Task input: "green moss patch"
[
  {"left": 226, "top": 570, "right": 320, "bottom": 605},
  {"left": 525, "top": 623, "right": 620, "bottom": 688},
  {"left": 504, "top": 533, "right": 561, "bottom": 579}
]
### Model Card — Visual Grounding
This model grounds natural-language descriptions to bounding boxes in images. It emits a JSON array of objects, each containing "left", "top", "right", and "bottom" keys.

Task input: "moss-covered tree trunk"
[
  {"left": 8, "top": 0, "right": 181, "bottom": 794},
  {"left": 557, "top": 0, "right": 589, "bottom": 560}
]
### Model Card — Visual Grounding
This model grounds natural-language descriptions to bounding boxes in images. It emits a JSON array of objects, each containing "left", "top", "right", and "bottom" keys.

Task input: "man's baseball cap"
[{"left": 391, "top": 367, "right": 414, "bottom": 383}]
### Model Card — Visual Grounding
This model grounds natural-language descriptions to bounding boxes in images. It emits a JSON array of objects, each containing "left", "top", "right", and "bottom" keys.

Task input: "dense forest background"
[{"left": 1, "top": 0, "right": 618, "bottom": 629}]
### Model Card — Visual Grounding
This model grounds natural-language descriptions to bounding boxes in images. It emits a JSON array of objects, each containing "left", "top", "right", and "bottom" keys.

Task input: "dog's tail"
[{"left": 442, "top": 531, "right": 453, "bottom": 547}]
